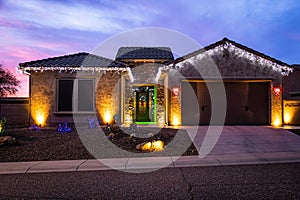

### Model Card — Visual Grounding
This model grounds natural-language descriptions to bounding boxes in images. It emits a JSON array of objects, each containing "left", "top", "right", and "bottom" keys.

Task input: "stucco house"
[{"left": 18, "top": 38, "right": 298, "bottom": 127}]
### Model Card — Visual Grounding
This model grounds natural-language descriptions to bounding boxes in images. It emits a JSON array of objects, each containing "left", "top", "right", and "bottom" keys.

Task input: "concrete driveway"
[{"left": 183, "top": 126, "right": 300, "bottom": 165}]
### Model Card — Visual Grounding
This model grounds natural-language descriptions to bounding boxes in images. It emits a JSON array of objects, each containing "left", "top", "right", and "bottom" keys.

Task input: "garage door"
[{"left": 181, "top": 81, "right": 270, "bottom": 125}]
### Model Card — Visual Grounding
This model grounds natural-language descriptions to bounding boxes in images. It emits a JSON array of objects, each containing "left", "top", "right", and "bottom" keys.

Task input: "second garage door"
[{"left": 181, "top": 81, "right": 270, "bottom": 125}]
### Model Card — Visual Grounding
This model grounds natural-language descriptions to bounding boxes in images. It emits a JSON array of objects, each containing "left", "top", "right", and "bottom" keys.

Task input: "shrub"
[{"left": 0, "top": 117, "right": 7, "bottom": 135}]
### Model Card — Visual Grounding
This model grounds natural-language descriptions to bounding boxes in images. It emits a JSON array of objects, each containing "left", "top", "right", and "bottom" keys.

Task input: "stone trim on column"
[{"left": 271, "top": 83, "right": 283, "bottom": 126}]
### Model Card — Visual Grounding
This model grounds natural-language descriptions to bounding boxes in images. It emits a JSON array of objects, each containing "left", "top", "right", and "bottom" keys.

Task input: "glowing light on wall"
[
  {"left": 32, "top": 110, "right": 48, "bottom": 127},
  {"left": 172, "top": 116, "right": 180, "bottom": 126},
  {"left": 272, "top": 117, "right": 281, "bottom": 127},
  {"left": 283, "top": 100, "right": 300, "bottom": 125},
  {"left": 36, "top": 113, "right": 45, "bottom": 126},
  {"left": 284, "top": 112, "right": 291, "bottom": 124},
  {"left": 104, "top": 111, "right": 112, "bottom": 124}
]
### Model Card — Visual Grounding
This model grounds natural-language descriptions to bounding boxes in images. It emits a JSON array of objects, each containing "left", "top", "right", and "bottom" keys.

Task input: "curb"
[{"left": 1, "top": 152, "right": 300, "bottom": 174}]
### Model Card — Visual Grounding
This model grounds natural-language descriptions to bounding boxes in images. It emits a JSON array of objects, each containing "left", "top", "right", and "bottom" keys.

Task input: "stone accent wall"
[
  {"left": 122, "top": 63, "right": 167, "bottom": 124},
  {"left": 156, "top": 82, "right": 166, "bottom": 124},
  {"left": 168, "top": 71, "right": 182, "bottom": 125},
  {"left": 130, "top": 63, "right": 160, "bottom": 84},
  {"left": 0, "top": 97, "right": 29, "bottom": 127},
  {"left": 95, "top": 73, "right": 121, "bottom": 124},
  {"left": 30, "top": 71, "right": 56, "bottom": 126},
  {"left": 123, "top": 78, "right": 134, "bottom": 124},
  {"left": 271, "top": 83, "right": 283, "bottom": 126},
  {"left": 169, "top": 92, "right": 181, "bottom": 125}
]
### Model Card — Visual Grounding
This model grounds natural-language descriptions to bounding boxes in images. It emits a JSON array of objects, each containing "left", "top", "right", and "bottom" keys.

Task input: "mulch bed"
[{"left": 0, "top": 126, "right": 198, "bottom": 162}]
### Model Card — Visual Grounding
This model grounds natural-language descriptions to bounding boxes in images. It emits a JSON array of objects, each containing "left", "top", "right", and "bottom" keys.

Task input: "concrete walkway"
[{"left": 0, "top": 126, "right": 300, "bottom": 174}]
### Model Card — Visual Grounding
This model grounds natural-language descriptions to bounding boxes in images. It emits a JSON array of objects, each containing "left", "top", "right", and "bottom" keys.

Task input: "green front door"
[{"left": 134, "top": 86, "right": 156, "bottom": 123}]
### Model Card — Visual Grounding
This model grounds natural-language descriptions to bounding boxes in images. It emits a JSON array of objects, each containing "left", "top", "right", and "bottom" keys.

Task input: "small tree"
[{"left": 0, "top": 63, "right": 20, "bottom": 97}]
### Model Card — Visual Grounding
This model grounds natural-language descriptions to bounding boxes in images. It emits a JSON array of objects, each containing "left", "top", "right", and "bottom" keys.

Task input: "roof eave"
[{"left": 171, "top": 37, "right": 291, "bottom": 68}]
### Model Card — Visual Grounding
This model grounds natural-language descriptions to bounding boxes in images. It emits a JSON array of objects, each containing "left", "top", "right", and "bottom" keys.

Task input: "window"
[
  {"left": 58, "top": 80, "right": 73, "bottom": 112},
  {"left": 57, "top": 79, "right": 95, "bottom": 112},
  {"left": 78, "top": 80, "right": 94, "bottom": 111}
]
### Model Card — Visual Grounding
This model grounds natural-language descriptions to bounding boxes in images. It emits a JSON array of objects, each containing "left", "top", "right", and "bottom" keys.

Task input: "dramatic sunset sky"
[{"left": 1, "top": 0, "right": 299, "bottom": 97}]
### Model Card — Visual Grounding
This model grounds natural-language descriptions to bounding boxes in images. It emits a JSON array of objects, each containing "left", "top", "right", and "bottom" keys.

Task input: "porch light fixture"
[
  {"left": 172, "top": 86, "right": 180, "bottom": 98},
  {"left": 273, "top": 86, "right": 281, "bottom": 98}
]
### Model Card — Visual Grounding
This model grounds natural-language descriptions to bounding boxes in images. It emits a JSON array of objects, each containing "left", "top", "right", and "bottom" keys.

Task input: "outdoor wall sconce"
[
  {"left": 172, "top": 86, "right": 180, "bottom": 98},
  {"left": 273, "top": 86, "right": 281, "bottom": 98}
]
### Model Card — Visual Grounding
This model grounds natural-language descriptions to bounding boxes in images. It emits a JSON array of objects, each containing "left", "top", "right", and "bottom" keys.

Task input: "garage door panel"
[
  {"left": 181, "top": 81, "right": 270, "bottom": 125},
  {"left": 225, "top": 82, "right": 249, "bottom": 124},
  {"left": 198, "top": 82, "right": 211, "bottom": 124},
  {"left": 181, "top": 82, "right": 200, "bottom": 125},
  {"left": 247, "top": 82, "right": 269, "bottom": 125}
]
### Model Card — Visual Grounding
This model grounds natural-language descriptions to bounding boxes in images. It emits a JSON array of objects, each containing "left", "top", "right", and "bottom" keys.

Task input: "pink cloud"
[
  {"left": 0, "top": 47, "right": 56, "bottom": 97},
  {"left": 0, "top": 17, "right": 35, "bottom": 29}
]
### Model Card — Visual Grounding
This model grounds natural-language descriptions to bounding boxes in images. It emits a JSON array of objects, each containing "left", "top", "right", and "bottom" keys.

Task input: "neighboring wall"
[
  {"left": 283, "top": 100, "right": 300, "bottom": 125},
  {"left": 0, "top": 97, "right": 29, "bottom": 127},
  {"left": 283, "top": 65, "right": 300, "bottom": 125},
  {"left": 283, "top": 65, "right": 300, "bottom": 100}
]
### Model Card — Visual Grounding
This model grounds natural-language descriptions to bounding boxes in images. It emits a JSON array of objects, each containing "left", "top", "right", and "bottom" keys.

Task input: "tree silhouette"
[{"left": 0, "top": 63, "right": 20, "bottom": 97}]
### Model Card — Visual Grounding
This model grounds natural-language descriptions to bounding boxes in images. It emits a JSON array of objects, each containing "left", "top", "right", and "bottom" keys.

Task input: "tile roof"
[
  {"left": 115, "top": 47, "right": 174, "bottom": 61},
  {"left": 19, "top": 52, "right": 126, "bottom": 68}
]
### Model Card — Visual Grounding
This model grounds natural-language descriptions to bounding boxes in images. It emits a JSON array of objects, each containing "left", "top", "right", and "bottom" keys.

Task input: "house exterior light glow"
[
  {"left": 36, "top": 113, "right": 45, "bottom": 126},
  {"left": 104, "top": 110, "right": 112, "bottom": 124},
  {"left": 283, "top": 100, "right": 300, "bottom": 125},
  {"left": 141, "top": 140, "right": 164, "bottom": 151},
  {"left": 284, "top": 112, "right": 291, "bottom": 124},
  {"left": 18, "top": 38, "right": 297, "bottom": 127},
  {"left": 172, "top": 116, "right": 180, "bottom": 126},
  {"left": 273, "top": 86, "right": 281, "bottom": 98},
  {"left": 32, "top": 109, "right": 48, "bottom": 127},
  {"left": 172, "top": 86, "right": 180, "bottom": 98},
  {"left": 273, "top": 118, "right": 282, "bottom": 127}
]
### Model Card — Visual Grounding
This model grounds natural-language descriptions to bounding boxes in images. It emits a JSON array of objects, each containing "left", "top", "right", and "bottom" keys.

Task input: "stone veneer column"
[
  {"left": 271, "top": 83, "right": 283, "bottom": 126},
  {"left": 96, "top": 73, "right": 121, "bottom": 124},
  {"left": 30, "top": 71, "right": 56, "bottom": 126},
  {"left": 156, "top": 81, "right": 165, "bottom": 125}
]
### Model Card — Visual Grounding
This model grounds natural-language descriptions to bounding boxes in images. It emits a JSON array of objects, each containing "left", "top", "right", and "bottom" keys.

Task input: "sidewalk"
[
  {"left": 1, "top": 126, "right": 300, "bottom": 174},
  {"left": 1, "top": 151, "right": 300, "bottom": 174}
]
